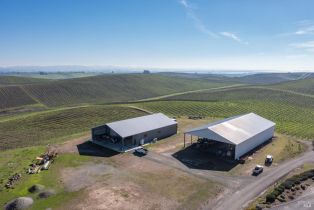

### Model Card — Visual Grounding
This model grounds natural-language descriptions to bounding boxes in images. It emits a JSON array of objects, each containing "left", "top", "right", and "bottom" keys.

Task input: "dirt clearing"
[{"left": 59, "top": 153, "right": 221, "bottom": 210}]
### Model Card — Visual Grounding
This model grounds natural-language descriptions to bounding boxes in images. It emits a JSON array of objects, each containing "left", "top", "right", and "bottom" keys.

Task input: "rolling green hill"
[
  {"left": 0, "top": 86, "right": 38, "bottom": 110},
  {"left": 0, "top": 105, "right": 146, "bottom": 150},
  {"left": 0, "top": 73, "right": 313, "bottom": 151},
  {"left": 158, "top": 72, "right": 314, "bottom": 84},
  {"left": 164, "top": 86, "right": 314, "bottom": 109},
  {"left": 269, "top": 78, "right": 314, "bottom": 95},
  {"left": 134, "top": 100, "right": 314, "bottom": 140},
  {"left": 0, "top": 74, "right": 234, "bottom": 110},
  {"left": 233, "top": 73, "right": 312, "bottom": 84},
  {"left": 0, "top": 76, "right": 50, "bottom": 86},
  {"left": 132, "top": 85, "right": 314, "bottom": 140}
]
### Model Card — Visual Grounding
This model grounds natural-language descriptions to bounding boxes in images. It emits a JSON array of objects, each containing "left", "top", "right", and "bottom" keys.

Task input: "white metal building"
[
  {"left": 91, "top": 113, "right": 177, "bottom": 152},
  {"left": 184, "top": 113, "right": 275, "bottom": 160}
]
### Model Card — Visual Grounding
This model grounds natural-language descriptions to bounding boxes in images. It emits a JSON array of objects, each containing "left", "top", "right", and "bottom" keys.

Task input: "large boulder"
[
  {"left": 28, "top": 184, "right": 45, "bottom": 193},
  {"left": 4, "top": 197, "right": 33, "bottom": 210},
  {"left": 38, "top": 189, "right": 56, "bottom": 199}
]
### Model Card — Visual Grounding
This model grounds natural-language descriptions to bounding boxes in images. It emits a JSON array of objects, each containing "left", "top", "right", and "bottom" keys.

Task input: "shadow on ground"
[
  {"left": 77, "top": 141, "right": 119, "bottom": 157},
  {"left": 172, "top": 145, "right": 238, "bottom": 171}
]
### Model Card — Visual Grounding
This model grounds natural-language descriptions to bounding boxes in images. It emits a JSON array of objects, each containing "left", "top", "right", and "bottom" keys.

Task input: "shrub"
[
  {"left": 282, "top": 181, "right": 294, "bottom": 189},
  {"left": 275, "top": 186, "right": 285, "bottom": 194},
  {"left": 301, "top": 184, "right": 306, "bottom": 190},
  {"left": 288, "top": 195, "right": 295, "bottom": 200},
  {"left": 266, "top": 193, "right": 276, "bottom": 203},
  {"left": 300, "top": 171, "right": 314, "bottom": 179},
  {"left": 273, "top": 190, "right": 281, "bottom": 197},
  {"left": 301, "top": 176, "right": 307, "bottom": 181},
  {"left": 277, "top": 197, "right": 286, "bottom": 202}
]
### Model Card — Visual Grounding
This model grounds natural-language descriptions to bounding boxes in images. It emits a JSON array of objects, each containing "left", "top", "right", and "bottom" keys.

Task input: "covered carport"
[{"left": 184, "top": 113, "right": 275, "bottom": 160}]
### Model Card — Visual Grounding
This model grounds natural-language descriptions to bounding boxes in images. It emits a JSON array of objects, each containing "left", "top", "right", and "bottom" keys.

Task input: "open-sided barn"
[
  {"left": 184, "top": 113, "right": 275, "bottom": 160},
  {"left": 91, "top": 113, "right": 177, "bottom": 152}
]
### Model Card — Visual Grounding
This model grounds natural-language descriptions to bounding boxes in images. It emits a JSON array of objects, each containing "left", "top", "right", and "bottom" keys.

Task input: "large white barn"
[{"left": 184, "top": 113, "right": 275, "bottom": 160}]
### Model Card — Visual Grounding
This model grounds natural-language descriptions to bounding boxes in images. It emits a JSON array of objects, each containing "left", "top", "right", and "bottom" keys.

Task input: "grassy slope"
[
  {"left": 232, "top": 73, "right": 305, "bottom": 84},
  {"left": 2, "top": 72, "right": 103, "bottom": 79},
  {"left": 0, "top": 76, "right": 50, "bottom": 86},
  {"left": 0, "top": 105, "right": 147, "bottom": 151},
  {"left": 158, "top": 72, "right": 314, "bottom": 84},
  {"left": 269, "top": 78, "right": 314, "bottom": 95},
  {"left": 134, "top": 100, "right": 314, "bottom": 139},
  {"left": 0, "top": 74, "right": 233, "bottom": 110},
  {"left": 0, "top": 86, "right": 38, "bottom": 110},
  {"left": 165, "top": 86, "right": 314, "bottom": 108},
  {"left": 22, "top": 74, "right": 232, "bottom": 106},
  {"left": 0, "top": 148, "right": 90, "bottom": 209}
]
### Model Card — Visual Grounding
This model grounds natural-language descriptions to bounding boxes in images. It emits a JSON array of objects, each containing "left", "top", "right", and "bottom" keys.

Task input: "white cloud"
[
  {"left": 179, "top": 0, "right": 248, "bottom": 44},
  {"left": 290, "top": 41, "right": 314, "bottom": 52},
  {"left": 220, "top": 32, "right": 248, "bottom": 45},
  {"left": 278, "top": 20, "right": 314, "bottom": 36},
  {"left": 295, "top": 25, "right": 314, "bottom": 35},
  {"left": 179, "top": 0, "right": 217, "bottom": 38}
]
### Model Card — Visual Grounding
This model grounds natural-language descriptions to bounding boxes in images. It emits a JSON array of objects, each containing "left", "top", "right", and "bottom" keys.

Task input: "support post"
[
  {"left": 184, "top": 133, "right": 186, "bottom": 148},
  {"left": 190, "top": 135, "right": 192, "bottom": 145}
]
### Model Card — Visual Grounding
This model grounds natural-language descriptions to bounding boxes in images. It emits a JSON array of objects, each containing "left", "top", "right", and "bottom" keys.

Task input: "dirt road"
[
  {"left": 144, "top": 151, "right": 249, "bottom": 188},
  {"left": 269, "top": 186, "right": 314, "bottom": 210},
  {"left": 212, "top": 148, "right": 314, "bottom": 210}
]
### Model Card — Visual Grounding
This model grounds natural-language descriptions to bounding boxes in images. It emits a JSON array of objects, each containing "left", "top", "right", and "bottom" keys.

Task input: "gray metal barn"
[
  {"left": 91, "top": 113, "right": 177, "bottom": 152},
  {"left": 184, "top": 113, "right": 275, "bottom": 160}
]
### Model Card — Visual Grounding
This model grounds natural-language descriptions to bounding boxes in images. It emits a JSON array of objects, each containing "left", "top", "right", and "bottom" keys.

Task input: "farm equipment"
[{"left": 27, "top": 146, "right": 58, "bottom": 174}]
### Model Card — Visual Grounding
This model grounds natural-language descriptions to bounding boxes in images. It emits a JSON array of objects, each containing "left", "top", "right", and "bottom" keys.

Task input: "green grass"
[
  {"left": 0, "top": 76, "right": 50, "bottom": 86},
  {"left": 0, "top": 86, "right": 39, "bottom": 110},
  {"left": 2, "top": 72, "right": 104, "bottom": 80},
  {"left": 232, "top": 72, "right": 311, "bottom": 84},
  {"left": 0, "top": 147, "right": 90, "bottom": 209},
  {"left": 0, "top": 105, "right": 147, "bottom": 150},
  {"left": 134, "top": 100, "right": 314, "bottom": 140},
  {"left": 269, "top": 78, "right": 314, "bottom": 95},
  {"left": 0, "top": 74, "right": 234, "bottom": 110},
  {"left": 22, "top": 74, "right": 232, "bottom": 107},
  {"left": 165, "top": 86, "right": 314, "bottom": 109}
]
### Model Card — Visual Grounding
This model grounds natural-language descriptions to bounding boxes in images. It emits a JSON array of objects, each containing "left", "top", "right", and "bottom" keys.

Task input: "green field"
[
  {"left": 0, "top": 148, "right": 91, "bottom": 210},
  {"left": 0, "top": 74, "right": 233, "bottom": 110},
  {"left": 165, "top": 86, "right": 314, "bottom": 108},
  {"left": 134, "top": 100, "right": 314, "bottom": 139},
  {"left": 0, "top": 105, "right": 146, "bottom": 150},
  {"left": 0, "top": 72, "right": 313, "bottom": 209},
  {"left": 0, "top": 76, "right": 50, "bottom": 86},
  {"left": 0, "top": 86, "right": 38, "bottom": 110},
  {"left": 269, "top": 78, "right": 314, "bottom": 95}
]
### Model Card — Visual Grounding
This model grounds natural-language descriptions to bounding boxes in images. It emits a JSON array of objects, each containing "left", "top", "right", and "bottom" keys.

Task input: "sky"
[{"left": 1, "top": 0, "right": 314, "bottom": 71}]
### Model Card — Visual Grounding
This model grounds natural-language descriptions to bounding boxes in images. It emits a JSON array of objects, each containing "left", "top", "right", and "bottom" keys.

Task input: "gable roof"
[
  {"left": 106, "top": 113, "right": 177, "bottom": 138},
  {"left": 185, "top": 113, "right": 275, "bottom": 145}
]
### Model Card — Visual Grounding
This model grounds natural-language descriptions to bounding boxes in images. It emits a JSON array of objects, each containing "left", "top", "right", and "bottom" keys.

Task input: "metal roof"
[
  {"left": 106, "top": 113, "right": 177, "bottom": 138},
  {"left": 185, "top": 113, "right": 275, "bottom": 145}
]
